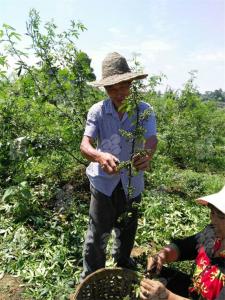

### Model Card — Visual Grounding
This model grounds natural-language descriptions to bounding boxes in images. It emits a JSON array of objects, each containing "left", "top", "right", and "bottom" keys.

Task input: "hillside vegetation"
[{"left": 0, "top": 10, "right": 224, "bottom": 299}]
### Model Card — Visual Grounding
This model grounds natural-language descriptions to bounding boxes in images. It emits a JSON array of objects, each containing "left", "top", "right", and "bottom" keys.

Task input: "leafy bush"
[{"left": 147, "top": 74, "right": 225, "bottom": 172}]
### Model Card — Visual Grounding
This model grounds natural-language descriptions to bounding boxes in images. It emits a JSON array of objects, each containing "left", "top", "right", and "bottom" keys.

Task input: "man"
[{"left": 80, "top": 52, "right": 157, "bottom": 280}]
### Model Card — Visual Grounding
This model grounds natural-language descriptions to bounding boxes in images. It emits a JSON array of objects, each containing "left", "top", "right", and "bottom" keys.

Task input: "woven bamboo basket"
[{"left": 73, "top": 268, "right": 139, "bottom": 300}]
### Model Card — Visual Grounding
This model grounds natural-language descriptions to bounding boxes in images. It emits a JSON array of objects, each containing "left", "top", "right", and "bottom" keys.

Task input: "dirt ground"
[{"left": 0, "top": 275, "right": 24, "bottom": 300}]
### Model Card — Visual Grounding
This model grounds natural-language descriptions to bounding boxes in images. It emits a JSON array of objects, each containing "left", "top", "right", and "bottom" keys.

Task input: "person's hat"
[
  {"left": 91, "top": 52, "right": 148, "bottom": 87},
  {"left": 196, "top": 185, "right": 225, "bottom": 214}
]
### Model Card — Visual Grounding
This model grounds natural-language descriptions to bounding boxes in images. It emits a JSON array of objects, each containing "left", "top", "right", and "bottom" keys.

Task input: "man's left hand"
[{"left": 132, "top": 152, "right": 151, "bottom": 171}]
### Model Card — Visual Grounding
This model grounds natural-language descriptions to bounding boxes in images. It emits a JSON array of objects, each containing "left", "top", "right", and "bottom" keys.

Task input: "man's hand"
[
  {"left": 80, "top": 136, "right": 119, "bottom": 174},
  {"left": 132, "top": 135, "right": 157, "bottom": 171},
  {"left": 132, "top": 152, "right": 152, "bottom": 171},
  {"left": 97, "top": 152, "right": 119, "bottom": 174}
]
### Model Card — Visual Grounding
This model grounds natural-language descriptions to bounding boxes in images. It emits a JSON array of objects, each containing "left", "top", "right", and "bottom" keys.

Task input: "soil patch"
[{"left": 0, "top": 275, "right": 24, "bottom": 300}]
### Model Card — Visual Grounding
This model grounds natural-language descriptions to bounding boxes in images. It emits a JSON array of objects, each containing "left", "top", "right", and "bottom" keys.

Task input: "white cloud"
[
  {"left": 164, "top": 64, "right": 174, "bottom": 71},
  {"left": 141, "top": 40, "right": 173, "bottom": 52},
  {"left": 84, "top": 37, "right": 175, "bottom": 80},
  {"left": 190, "top": 50, "right": 225, "bottom": 62},
  {"left": 134, "top": 25, "right": 144, "bottom": 35},
  {"left": 80, "top": 37, "right": 224, "bottom": 93},
  {"left": 107, "top": 27, "right": 127, "bottom": 39},
  {"left": 98, "top": 38, "right": 174, "bottom": 55},
  {"left": 108, "top": 27, "right": 121, "bottom": 34}
]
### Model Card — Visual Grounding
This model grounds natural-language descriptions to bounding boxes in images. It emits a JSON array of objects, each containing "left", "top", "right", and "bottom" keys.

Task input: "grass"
[{"left": 0, "top": 160, "right": 224, "bottom": 299}]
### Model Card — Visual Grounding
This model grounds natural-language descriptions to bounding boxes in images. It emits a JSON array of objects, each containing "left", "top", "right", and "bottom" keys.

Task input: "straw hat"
[
  {"left": 91, "top": 52, "right": 148, "bottom": 87},
  {"left": 196, "top": 185, "right": 225, "bottom": 214}
]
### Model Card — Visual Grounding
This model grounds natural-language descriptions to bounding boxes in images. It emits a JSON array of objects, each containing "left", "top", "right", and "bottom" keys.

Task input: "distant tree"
[{"left": 201, "top": 88, "right": 225, "bottom": 102}]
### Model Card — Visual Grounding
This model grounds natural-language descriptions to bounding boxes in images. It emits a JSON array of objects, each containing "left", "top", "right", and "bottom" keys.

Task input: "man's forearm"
[
  {"left": 80, "top": 139, "right": 101, "bottom": 163},
  {"left": 80, "top": 136, "right": 119, "bottom": 174}
]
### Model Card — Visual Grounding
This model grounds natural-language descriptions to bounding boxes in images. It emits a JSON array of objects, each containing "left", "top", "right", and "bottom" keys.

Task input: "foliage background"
[{"left": 0, "top": 10, "right": 224, "bottom": 299}]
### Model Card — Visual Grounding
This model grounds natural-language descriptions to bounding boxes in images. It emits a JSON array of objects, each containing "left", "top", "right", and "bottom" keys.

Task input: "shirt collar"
[
  {"left": 104, "top": 98, "right": 113, "bottom": 114},
  {"left": 104, "top": 98, "right": 128, "bottom": 122}
]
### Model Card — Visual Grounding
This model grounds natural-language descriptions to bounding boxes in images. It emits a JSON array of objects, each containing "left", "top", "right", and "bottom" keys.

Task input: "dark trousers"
[{"left": 80, "top": 181, "right": 141, "bottom": 280}]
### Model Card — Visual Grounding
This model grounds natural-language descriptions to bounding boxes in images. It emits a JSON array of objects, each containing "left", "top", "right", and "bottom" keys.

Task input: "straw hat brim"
[
  {"left": 196, "top": 186, "right": 225, "bottom": 214},
  {"left": 90, "top": 72, "right": 148, "bottom": 87}
]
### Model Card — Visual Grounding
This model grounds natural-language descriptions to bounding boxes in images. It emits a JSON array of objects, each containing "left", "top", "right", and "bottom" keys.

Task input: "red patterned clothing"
[
  {"left": 189, "top": 240, "right": 225, "bottom": 299},
  {"left": 172, "top": 225, "right": 225, "bottom": 300}
]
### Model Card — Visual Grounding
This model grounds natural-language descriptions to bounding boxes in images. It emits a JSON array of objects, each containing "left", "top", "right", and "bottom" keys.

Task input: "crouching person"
[{"left": 140, "top": 186, "right": 225, "bottom": 300}]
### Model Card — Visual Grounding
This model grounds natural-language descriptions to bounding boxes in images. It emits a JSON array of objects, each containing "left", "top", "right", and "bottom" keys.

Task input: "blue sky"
[{"left": 1, "top": 0, "right": 225, "bottom": 92}]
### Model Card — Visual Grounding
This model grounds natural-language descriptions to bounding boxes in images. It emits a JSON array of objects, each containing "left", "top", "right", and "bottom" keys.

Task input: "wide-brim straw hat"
[
  {"left": 91, "top": 52, "right": 148, "bottom": 87},
  {"left": 196, "top": 185, "right": 225, "bottom": 214}
]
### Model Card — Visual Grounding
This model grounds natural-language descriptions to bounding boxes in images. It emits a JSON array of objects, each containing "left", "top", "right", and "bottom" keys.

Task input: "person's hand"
[
  {"left": 97, "top": 152, "right": 119, "bottom": 174},
  {"left": 140, "top": 278, "right": 169, "bottom": 300},
  {"left": 147, "top": 246, "right": 179, "bottom": 275},
  {"left": 132, "top": 152, "right": 151, "bottom": 171},
  {"left": 147, "top": 251, "right": 167, "bottom": 274}
]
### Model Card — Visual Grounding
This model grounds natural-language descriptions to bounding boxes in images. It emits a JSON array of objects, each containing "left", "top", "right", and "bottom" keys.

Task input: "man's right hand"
[
  {"left": 97, "top": 152, "right": 119, "bottom": 174},
  {"left": 80, "top": 136, "right": 119, "bottom": 174}
]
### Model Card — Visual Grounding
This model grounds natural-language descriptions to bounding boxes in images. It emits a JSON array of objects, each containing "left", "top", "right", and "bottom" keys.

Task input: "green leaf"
[
  {"left": 0, "top": 56, "right": 7, "bottom": 66},
  {"left": 20, "top": 189, "right": 32, "bottom": 200},
  {"left": 3, "top": 23, "right": 16, "bottom": 31},
  {"left": 2, "top": 186, "right": 16, "bottom": 201},
  {"left": 9, "top": 32, "right": 21, "bottom": 40}
]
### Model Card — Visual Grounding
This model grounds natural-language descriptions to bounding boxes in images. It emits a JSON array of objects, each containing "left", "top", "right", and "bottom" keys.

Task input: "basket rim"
[{"left": 74, "top": 267, "right": 138, "bottom": 299}]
